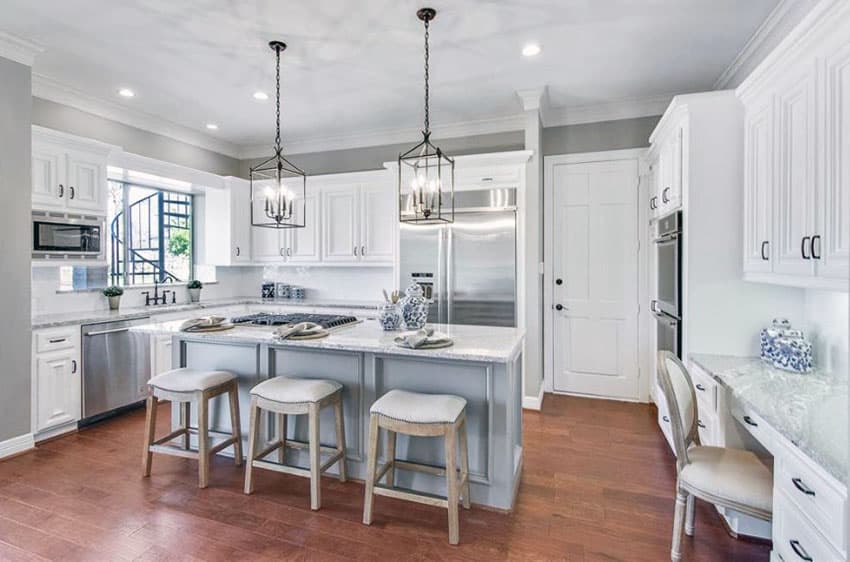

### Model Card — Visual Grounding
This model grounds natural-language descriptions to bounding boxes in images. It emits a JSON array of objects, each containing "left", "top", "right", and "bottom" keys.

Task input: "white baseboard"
[
  {"left": 0, "top": 433, "right": 34, "bottom": 460},
  {"left": 522, "top": 386, "right": 545, "bottom": 411}
]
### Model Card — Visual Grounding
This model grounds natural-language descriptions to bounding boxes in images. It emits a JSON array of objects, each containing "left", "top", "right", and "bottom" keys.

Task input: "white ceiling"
[{"left": 1, "top": 0, "right": 779, "bottom": 155}]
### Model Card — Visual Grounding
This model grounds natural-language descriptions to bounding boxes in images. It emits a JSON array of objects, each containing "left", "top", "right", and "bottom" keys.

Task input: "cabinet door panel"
[
  {"left": 818, "top": 44, "right": 850, "bottom": 279},
  {"left": 360, "top": 184, "right": 395, "bottom": 262},
  {"left": 66, "top": 151, "right": 106, "bottom": 213},
  {"left": 251, "top": 226, "right": 284, "bottom": 262},
  {"left": 743, "top": 98, "right": 775, "bottom": 273},
  {"left": 31, "top": 145, "right": 64, "bottom": 210},
  {"left": 231, "top": 181, "right": 251, "bottom": 263},
  {"left": 322, "top": 188, "right": 359, "bottom": 262},
  {"left": 35, "top": 353, "right": 79, "bottom": 431},
  {"left": 289, "top": 193, "right": 320, "bottom": 262},
  {"left": 774, "top": 70, "right": 817, "bottom": 277}
]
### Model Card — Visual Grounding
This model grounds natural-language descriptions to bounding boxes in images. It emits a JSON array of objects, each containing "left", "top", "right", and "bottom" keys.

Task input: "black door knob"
[
  {"left": 555, "top": 304, "right": 563, "bottom": 311},
  {"left": 555, "top": 278, "right": 563, "bottom": 285}
]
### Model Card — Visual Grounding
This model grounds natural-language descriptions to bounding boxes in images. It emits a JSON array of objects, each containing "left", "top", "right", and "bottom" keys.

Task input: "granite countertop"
[
  {"left": 31, "top": 297, "right": 383, "bottom": 329},
  {"left": 133, "top": 319, "right": 525, "bottom": 364},
  {"left": 690, "top": 353, "right": 848, "bottom": 485}
]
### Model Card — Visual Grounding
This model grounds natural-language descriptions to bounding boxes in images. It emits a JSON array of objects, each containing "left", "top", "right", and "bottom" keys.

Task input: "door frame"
[{"left": 542, "top": 148, "right": 650, "bottom": 401}]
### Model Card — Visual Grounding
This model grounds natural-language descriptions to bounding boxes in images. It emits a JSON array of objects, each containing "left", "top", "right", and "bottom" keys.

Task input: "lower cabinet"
[
  {"left": 32, "top": 326, "right": 81, "bottom": 439},
  {"left": 150, "top": 334, "right": 173, "bottom": 378}
]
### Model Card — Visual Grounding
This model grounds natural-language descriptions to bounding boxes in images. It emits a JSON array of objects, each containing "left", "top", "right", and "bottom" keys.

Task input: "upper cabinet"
[
  {"left": 647, "top": 109, "right": 685, "bottom": 221},
  {"left": 201, "top": 177, "right": 253, "bottom": 266},
  {"left": 739, "top": 2, "right": 850, "bottom": 290},
  {"left": 32, "top": 127, "right": 112, "bottom": 215}
]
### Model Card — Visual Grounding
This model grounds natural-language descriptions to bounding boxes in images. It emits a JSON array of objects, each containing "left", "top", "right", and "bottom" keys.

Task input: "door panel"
[
  {"left": 322, "top": 188, "right": 359, "bottom": 262},
  {"left": 552, "top": 159, "right": 639, "bottom": 400},
  {"left": 35, "top": 352, "right": 78, "bottom": 431},
  {"left": 743, "top": 98, "right": 775, "bottom": 273},
  {"left": 289, "top": 193, "right": 320, "bottom": 262},
  {"left": 66, "top": 151, "right": 105, "bottom": 213},
  {"left": 32, "top": 145, "right": 63, "bottom": 210},
  {"left": 251, "top": 226, "right": 284, "bottom": 262},
  {"left": 360, "top": 185, "right": 395, "bottom": 262}
]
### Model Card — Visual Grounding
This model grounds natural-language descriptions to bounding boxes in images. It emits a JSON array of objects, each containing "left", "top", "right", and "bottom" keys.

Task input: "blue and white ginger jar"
[{"left": 400, "top": 283, "right": 429, "bottom": 330}]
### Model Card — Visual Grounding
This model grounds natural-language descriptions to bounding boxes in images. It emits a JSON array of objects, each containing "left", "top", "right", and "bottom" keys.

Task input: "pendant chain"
[
  {"left": 423, "top": 18, "right": 430, "bottom": 134},
  {"left": 274, "top": 45, "right": 282, "bottom": 153}
]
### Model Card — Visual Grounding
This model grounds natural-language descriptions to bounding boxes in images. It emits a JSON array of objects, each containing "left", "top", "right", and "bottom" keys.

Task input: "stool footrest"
[
  {"left": 149, "top": 444, "right": 198, "bottom": 460},
  {"left": 152, "top": 427, "right": 189, "bottom": 447},
  {"left": 373, "top": 485, "right": 449, "bottom": 509}
]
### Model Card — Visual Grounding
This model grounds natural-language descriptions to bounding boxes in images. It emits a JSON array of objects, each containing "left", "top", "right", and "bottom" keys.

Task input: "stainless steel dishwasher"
[{"left": 82, "top": 316, "right": 151, "bottom": 423}]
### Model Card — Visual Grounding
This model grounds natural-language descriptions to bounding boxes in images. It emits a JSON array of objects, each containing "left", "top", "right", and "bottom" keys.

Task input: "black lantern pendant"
[
  {"left": 398, "top": 8, "right": 454, "bottom": 225},
  {"left": 250, "top": 41, "right": 306, "bottom": 229}
]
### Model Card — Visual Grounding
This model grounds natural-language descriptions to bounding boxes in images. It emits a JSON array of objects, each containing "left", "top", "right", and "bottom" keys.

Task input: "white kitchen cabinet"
[
  {"left": 31, "top": 326, "right": 81, "bottom": 438},
  {"left": 648, "top": 112, "right": 685, "bottom": 220},
  {"left": 738, "top": 2, "right": 850, "bottom": 290},
  {"left": 202, "top": 177, "right": 252, "bottom": 266},
  {"left": 359, "top": 183, "right": 395, "bottom": 262},
  {"left": 150, "top": 334, "right": 173, "bottom": 378},
  {"left": 322, "top": 180, "right": 395, "bottom": 264},
  {"left": 251, "top": 225, "right": 286, "bottom": 262},
  {"left": 288, "top": 192, "right": 321, "bottom": 262},
  {"left": 322, "top": 186, "right": 360, "bottom": 262},
  {"left": 31, "top": 127, "right": 111, "bottom": 215}
]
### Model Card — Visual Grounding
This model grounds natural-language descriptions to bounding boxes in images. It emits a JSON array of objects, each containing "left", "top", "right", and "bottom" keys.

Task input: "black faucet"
[{"left": 143, "top": 280, "right": 170, "bottom": 306}]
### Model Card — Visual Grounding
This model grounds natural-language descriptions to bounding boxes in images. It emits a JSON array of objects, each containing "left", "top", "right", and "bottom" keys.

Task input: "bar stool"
[
  {"left": 142, "top": 368, "right": 242, "bottom": 488},
  {"left": 362, "top": 389, "right": 471, "bottom": 545},
  {"left": 243, "top": 377, "right": 347, "bottom": 510}
]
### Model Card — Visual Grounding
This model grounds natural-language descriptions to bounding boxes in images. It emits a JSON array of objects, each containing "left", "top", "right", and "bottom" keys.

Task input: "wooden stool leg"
[
  {"left": 308, "top": 402, "right": 321, "bottom": 510},
  {"left": 333, "top": 396, "right": 347, "bottom": 482},
  {"left": 198, "top": 392, "right": 210, "bottom": 489},
  {"left": 459, "top": 417, "right": 471, "bottom": 510},
  {"left": 385, "top": 430, "right": 397, "bottom": 487},
  {"left": 142, "top": 395, "right": 158, "bottom": 477},
  {"left": 181, "top": 402, "right": 191, "bottom": 450},
  {"left": 362, "top": 414, "right": 379, "bottom": 525},
  {"left": 276, "top": 413, "right": 287, "bottom": 464},
  {"left": 244, "top": 400, "right": 260, "bottom": 495},
  {"left": 228, "top": 382, "right": 243, "bottom": 466},
  {"left": 445, "top": 425, "right": 460, "bottom": 545}
]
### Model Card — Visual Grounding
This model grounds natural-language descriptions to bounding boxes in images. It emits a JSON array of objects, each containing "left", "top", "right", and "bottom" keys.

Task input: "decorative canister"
[
  {"left": 262, "top": 282, "right": 276, "bottom": 299},
  {"left": 772, "top": 336, "right": 813, "bottom": 373},
  {"left": 275, "top": 283, "right": 290, "bottom": 299},
  {"left": 400, "top": 283, "right": 429, "bottom": 330},
  {"left": 760, "top": 318, "right": 796, "bottom": 362},
  {"left": 378, "top": 303, "right": 402, "bottom": 331}
]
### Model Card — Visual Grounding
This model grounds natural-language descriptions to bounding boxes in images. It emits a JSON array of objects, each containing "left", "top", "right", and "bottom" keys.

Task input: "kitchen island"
[{"left": 133, "top": 319, "right": 525, "bottom": 510}]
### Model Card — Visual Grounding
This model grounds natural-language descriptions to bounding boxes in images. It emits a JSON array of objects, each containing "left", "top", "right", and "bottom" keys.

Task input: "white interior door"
[{"left": 552, "top": 159, "right": 639, "bottom": 400}]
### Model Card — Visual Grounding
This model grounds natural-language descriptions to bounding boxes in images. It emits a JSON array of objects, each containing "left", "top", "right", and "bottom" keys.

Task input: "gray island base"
[{"left": 133, "top": 320, "right": 525, "bottom": 510}]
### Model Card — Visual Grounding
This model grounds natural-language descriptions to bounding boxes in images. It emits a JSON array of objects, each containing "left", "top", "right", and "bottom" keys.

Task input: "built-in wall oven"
[
  {"left": 652, "top": 212, "right": 682, "bottom": 358},
  {"left": 32, "top": 213, "right": 104, "bottom": 259}
]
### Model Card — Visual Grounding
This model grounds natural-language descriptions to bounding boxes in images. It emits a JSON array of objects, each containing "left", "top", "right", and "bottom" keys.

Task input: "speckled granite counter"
[
  {"left": 690, "top": 354, "right": 848, "bottom": 484},
  {"left": 31, "top": 297, "right": 382, "bottom": 329}
]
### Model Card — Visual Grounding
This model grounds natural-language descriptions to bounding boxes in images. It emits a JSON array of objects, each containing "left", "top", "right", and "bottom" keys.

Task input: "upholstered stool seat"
[
  {"left": 370, "top": 389, "right": 466, "bottom": 424},
  {"left": 143, "top": 368, "right": 242, "bottom": 489},
  {"left": 680, "top": 446, "right": 773, "bottom": 514},
  {"left": 363, "top": 389, "right": 471, "bottom": 545},
  {"left": 244, "top": 377, "right": 347, "bottom": 511}
]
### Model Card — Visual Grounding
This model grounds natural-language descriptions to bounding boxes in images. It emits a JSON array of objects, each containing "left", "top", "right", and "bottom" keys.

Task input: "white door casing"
[{"left": 551, "top": 158, "right": 640, "bottom": 400}]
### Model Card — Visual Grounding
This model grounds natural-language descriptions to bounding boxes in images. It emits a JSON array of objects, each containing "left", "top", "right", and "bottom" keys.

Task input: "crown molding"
[
  {"left": 544, "top": 93, "right": 672, "bottom": 128},
  {"left": 32, "top": 73, "right": 242, "bottom": 159},
  {"left": 714, "top": 0, "right": 818, "bottom": 89},
  {"left": 0, "top": 31, "right": 43, "bottom": 67}
]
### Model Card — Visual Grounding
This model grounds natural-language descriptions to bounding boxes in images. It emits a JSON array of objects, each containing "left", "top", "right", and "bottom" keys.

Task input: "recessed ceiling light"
[
  {"left": 117, "top": 87, "right": 135, "bottom": 98},
  {"left": 205, "top": 123, "right": 219, "bottom": 130},
  {"left": 253, "top": 91, "right": 269, "bottom": 101},
  {"left": 522, "top": 43, "right": 541, "bottom": 57}
]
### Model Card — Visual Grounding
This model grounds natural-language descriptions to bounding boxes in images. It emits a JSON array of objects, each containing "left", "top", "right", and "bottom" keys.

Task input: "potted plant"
[
  {"left": 187, "top": 280, "right": 203, "bottom": 303},
  {"left": 102, "top": 286, "right": 124, "bottom": 310}
]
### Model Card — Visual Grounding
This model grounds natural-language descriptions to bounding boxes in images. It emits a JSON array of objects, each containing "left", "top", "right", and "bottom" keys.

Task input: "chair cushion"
[
  {"left": 250, "top": 377, "right": 341, "bottom": 404},
  {"left": 149, "top": 368, "right": 234, "bottom": 393},
  {"left": 681, "top": 446, "right": 773, "bottom": 514},
  {"left": 370, "top": 389, "right": 466, "bottom": 424}
]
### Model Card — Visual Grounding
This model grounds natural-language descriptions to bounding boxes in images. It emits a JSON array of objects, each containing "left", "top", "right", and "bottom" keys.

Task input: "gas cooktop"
[{"left": 230, "top": 312, "right": 359, "bottom": 329}]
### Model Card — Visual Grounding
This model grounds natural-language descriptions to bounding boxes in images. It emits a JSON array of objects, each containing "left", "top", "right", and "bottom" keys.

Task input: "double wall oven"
[{"left": 652, "top": 212, "right": 682, "bottom": 358}]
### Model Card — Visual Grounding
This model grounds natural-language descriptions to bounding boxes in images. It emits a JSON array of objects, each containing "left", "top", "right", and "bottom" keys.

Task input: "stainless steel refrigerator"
[{"left": 400, "top": 188, "right": 517, "bottom": 327}]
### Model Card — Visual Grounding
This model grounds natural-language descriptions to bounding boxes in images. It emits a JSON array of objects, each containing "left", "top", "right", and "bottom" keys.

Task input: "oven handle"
[
  {"left": 653, "top": 232, "right": 680, "bottom": 244},
  {"left": 651, "top": 302, "right": 680, "bottom": 326}
]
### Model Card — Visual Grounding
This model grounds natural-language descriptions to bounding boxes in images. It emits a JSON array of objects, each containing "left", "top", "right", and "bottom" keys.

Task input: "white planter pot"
[
  {"left": 108, "top": 296, "right": 121, "bottom": 310},
  {"left": 188, "top": 288, "right": 202, "bottom": 303}
]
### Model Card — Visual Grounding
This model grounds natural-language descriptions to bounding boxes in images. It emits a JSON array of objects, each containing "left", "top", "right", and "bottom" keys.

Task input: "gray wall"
[
  {"left": 239, "top": 130, "right": 524, "bottom": 177},
  {"left": 32, "top": 98, "right": 240, "bottom": 176},
  {"left": 0, "top": 58, "right": 32, "bottom": 441},
  {"left": 543, "top": 115, "right": 660, "bottom": 156}
]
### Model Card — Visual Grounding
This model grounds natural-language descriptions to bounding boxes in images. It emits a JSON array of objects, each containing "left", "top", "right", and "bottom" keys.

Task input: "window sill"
[{"left": 56, "top": 281, "right": 219, "bottom": 294}]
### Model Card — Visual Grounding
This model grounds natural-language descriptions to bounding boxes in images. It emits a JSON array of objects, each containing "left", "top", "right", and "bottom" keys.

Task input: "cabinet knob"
[
  {"left": 555, "top": 304, "right": 564, "bottom": 311},
  {"left": 555, "top": 278, "right": 563, "bottom": 286},
  {"left": 71, "top": 360, "right": 77, "bottom": 374},
  {"left": 235, "top": 246, "right": 240, "bottom": 256}
]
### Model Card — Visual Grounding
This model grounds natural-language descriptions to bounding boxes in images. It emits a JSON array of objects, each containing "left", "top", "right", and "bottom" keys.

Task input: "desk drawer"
[
  {"left": 35, "top": 327, "right": 78, "bottom": 353},
  {"left": 689, "top": 361, "right": 718, "bottom": 413},
  {"left": 730, "top": 401, "right": 775, "bottom": 450},
  {"left": 696, "top": 410, "right": 717, "bottom": 446},
  {"left": 776, "top": 450, "right": 847, "bottom": 555},
  {"left": 774, "top": 490, "right": 844, "bottom": 562}
]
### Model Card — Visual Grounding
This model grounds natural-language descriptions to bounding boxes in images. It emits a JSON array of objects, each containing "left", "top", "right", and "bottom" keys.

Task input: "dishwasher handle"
[{"left": 85, "top": 327, "right": 131, "bottom": 337}]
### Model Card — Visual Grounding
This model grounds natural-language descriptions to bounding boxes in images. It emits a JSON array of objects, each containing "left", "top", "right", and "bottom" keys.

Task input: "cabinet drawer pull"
[
  {"left": 697, "top": 420, "right": 706, "bottom": 429},
  {"left": 354, "top": 246, "right": 359, "bottom": 256},
  {"left": 789, "top": 540, "right": 813, "bottom": 561},
  {"left": 48, "top": 337, "right": 67, "bottom": 344},
  {"left": 662, "top": 415, "right": 670, "bottom": 423},
  {"left": 811, "top": 235, "right": 821, "bottom": 260},
  {"left": 760, "top": 240, "right": 769, "bottom": 261},
  {"left": 287, "top": 247, "right": 292, "bottom": 257},
  {"left": 791, "top": 477, "right": 816, "bottom": 497},
  {"left": 801, "top": 236, "right": 811, "bottom": 260},
  {"left": 650, "top": 196, "right": 658, "bottom": 210},
  {"left": 235, "top": 246, "right": 240, "bottom": 256},
  {"left": 361, "top": 245, "right": 366, "bottom": 256},
  {"left": 695, "top": 383, "right": 706, "bottom": 392},
  {"left": 71, "top": 360, "right": 77, "bottom": 374},
  {"left": 279, "top": 248, "right": 285, "bottom": 257},
  {"left": 743, "top": 415, "right": 758, "bottom": 427},
  {"left": 69, "top": 186, "right": 75, "bottom": 200},
  {"left": 58, "top": 184, "right": 64, "bottom": 198},
  {"left": 662, "top": 187, "right": 671, "bottom": 203}
]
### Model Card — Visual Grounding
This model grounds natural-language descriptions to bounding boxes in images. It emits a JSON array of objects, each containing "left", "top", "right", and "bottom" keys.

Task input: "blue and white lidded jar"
[
  {"left": 400, "top": 283, "right": 429, "bottom": 330},
  {"left": 772, "top": 336, "right": 813, "bottom": 373},
  {"left": 760, "top": 318, "right": 795, "bottom": 362},
  {"left": 378, "top": 303, "right": 402, "bottom": 331}
]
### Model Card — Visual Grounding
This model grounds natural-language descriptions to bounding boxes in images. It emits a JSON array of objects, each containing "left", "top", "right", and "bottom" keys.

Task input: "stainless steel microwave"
[{"left": 32, "top": 215, "right": 103, "bottom": 257}]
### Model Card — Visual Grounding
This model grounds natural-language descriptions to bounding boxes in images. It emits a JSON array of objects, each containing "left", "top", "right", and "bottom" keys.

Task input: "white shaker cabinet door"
[
  {"left": 251, "top": 226, "right": 285, "bottom": 262},
  {"left": 359, "top": 184, "right": 395, "bottom": 263},
  {"left": 773, "top": 68, "right": 817, "bottom": 277},
  {"left": 322, "top": 188, "right": 359, "bottom": 262},
  {"left": 743, "top": 97, "right": 776, "bottom": 273},
  {"left": 31, "top": 144, "right": 65, "bottom": 211},
  {"left": 65, "top": 150, "right": 106, "bottom": 214},
  {"left": 288, "top": 193, "right": 321, "bottom": 262},
  {"left": 34, "top": 351, "right": 80, "bottom": 432}
]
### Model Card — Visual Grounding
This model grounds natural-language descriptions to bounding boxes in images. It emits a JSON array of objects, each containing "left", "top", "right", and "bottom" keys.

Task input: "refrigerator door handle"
[{"left": 446, "top": 226, "right": 454, "bottom": 325}]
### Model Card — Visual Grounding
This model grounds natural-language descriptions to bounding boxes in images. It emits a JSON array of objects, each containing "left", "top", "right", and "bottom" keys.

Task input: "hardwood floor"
[{"left": 0, "top": 395, "right": 770, "bottom": 561}]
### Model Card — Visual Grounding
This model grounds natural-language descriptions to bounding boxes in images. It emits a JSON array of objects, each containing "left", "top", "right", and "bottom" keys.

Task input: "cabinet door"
[
  {"left": 251, "top": 226, "right": 285, "bottom": 262},
  {"left": 743, "top": 98, "right": 776, "bottom": 273},
  {"left": 667, "top": 125, "right": 684, "bottom": 210},
  {"left": 151, "top": 335, "right": 173, "bottom": 378},
  {"left": 322, "top": 187, "right": 359, "bottom": 262},
  {"left": 32, "top": 144, "right": 65, "bottom": 210},
  {"left": 230, "top": 181, "right": 252, "bottom": 263},
  {"left": 35, "top": 351, "right": 80, "bottom": 432},
  {"left": 288, "top": 193, "right": 320, "bottom": 262},
  {"left": 65, "top": 151, "right": 106, "bottom": 214},
  {"left": 774, "top": 69, "right": 817, "bottom": 277},
  {"left": 818, "top": 44, "right": 850, "bottom": 280},
  {"left": 359, "top": 184, "right": 395, "bottom": 262}
]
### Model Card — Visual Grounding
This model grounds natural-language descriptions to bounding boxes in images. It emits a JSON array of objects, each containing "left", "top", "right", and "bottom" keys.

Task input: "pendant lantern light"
[
  {"left": 250, "top": 41, "right": 306, "bottom": 229},
  {"left": 398, "top": 8, "right": 454, "bottom": 225}
]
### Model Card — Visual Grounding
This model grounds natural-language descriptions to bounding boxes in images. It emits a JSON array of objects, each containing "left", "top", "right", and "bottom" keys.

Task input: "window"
[{"left": 107, "top": 179, "right": 194, "bottom": 286}]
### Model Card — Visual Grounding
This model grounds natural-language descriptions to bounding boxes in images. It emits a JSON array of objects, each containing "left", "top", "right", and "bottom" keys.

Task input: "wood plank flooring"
[{"left": 0, "top": 395, "right": 770, "bottom": 561}]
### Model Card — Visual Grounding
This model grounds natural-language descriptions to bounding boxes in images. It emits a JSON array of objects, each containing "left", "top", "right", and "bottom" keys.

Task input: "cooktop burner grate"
[{"left": 230, "top": 312, "right": 359, "bottom": 329}]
